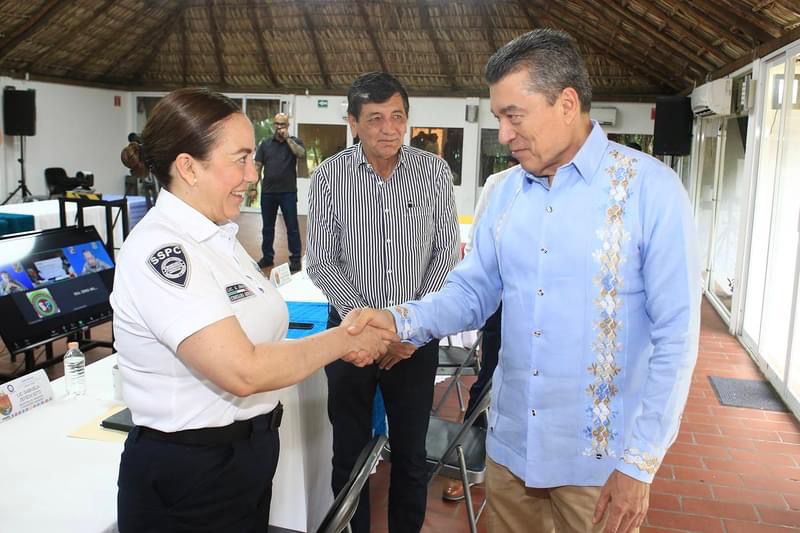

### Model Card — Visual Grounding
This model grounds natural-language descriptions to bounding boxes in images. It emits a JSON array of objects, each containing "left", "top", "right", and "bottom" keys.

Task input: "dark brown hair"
[{"left": 120, "top": 88, "right": 242, "bottom": 188}]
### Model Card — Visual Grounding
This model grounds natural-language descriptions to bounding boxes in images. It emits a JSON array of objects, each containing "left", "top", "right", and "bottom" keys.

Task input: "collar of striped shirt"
[{"left": 351, "top": 142, "right": 409, "bottom": 172}]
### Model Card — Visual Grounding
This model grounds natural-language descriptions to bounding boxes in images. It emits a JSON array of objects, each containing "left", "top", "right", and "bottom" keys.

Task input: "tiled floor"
[{"left": 3, "top": 212, "right": 799, "bottom": 532}]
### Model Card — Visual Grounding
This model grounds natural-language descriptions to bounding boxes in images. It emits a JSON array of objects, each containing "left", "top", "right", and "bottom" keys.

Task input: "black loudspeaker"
[
  {"left": 653, "top": 96, "right": 692, "bottom": 156},
  {"left": 3, "top": 87, "right": 36, "bottom": 136}
]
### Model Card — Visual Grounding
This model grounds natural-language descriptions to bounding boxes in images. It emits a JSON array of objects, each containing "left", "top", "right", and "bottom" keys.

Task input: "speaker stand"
[{"left": 2, "top": 136, "right": 32, "bottom": 205}]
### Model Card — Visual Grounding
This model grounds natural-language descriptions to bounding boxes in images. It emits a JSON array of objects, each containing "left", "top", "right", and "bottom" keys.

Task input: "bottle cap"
[{"left": 67, "top": 341, "right": 79, "bottom": 349}]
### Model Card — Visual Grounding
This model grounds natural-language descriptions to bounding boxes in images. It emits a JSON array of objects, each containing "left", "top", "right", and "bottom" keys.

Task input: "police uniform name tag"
[
  {"left": 226, "top": 283, "right": 254, "bottom": 303},
  {"left": 269, "top": 263, "right": 292, "bottom": 287},
  {"left": 0, "top": 369, "right": 54, "bottom": 424},
  {"left": 148, "top": 244, "right": 190, "bottom": 288}
]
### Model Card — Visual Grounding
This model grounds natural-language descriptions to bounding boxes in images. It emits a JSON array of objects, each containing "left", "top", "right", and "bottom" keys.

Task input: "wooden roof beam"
[
  {"left": 0, "top": 0, "right": 70, "bottom": 62},
  {"left": 625, "top": 0, "right": 731, "bottom": 65},
  {"left": 697, "top": 0, "right": 778, "bottom": 44},
  {"left": 67, "top": 0, "right": 170, "bottom": 79},
  {"left": 523, "top": 0, "right": 680, "bottom": 91},
  {"left": 248, "top": 0, "right": 280, "bottom": 87},
  {"left": 711, "top": 24, "right": 800, "bottom": 81},
  {"left": 591, "top": 0, "right": 715, "bottom": 73},
  {"left": 300, "top": 2, "right": 332, "bottom": 89},
  {"left": 417, "top": 0, "right": 458, "bottom": 91},
  {"left": 480, "top": 2, "right": 499, "bottom": 53},
  {"left": 516, "top": 0, "right": 542, "bottom": 30},
  {"left": 181, "top": 10, "right": 188, "bottom": 86},
  {"left": 22, "top": 0, "right": 116, "bottom": 71},
  {"left": 355, "top": 0, "right": 389, "bottom": 72},
  {"left": 97, "top": 2, "right": 185, "bottom": 82},
  {"left": 652, "top": 0, "right": 749, "bottom": 54},
  {"left": 207, "top": 0, "right": 226, "bottom": 85}
]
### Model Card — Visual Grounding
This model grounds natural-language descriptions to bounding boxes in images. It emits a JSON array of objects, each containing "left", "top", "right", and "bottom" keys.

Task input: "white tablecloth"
[
  {"left": 0, "top": 274, "right": 335, "bottom": 533},
  {"left": 0, "top": 199, "right": 123, "bottom": 249}
]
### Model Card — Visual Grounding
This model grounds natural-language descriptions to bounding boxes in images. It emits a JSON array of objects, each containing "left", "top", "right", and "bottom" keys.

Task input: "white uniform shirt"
[{"left": 111, "top": 189, "right": 288, "bottom": 432}]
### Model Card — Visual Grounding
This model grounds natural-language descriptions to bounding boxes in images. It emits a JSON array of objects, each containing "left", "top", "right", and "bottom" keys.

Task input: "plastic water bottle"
[{"left": 64, "top": 342, "right": 86, "bottom": 397}]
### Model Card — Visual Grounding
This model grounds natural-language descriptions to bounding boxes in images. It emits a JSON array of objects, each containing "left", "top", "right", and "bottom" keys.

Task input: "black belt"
[{"left": 139, "top": 402, "right": 283, "bottom": 446}]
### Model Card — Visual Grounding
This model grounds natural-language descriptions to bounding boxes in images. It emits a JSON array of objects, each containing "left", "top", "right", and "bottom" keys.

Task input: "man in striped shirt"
[{"left": 306, "top": 71, "right": 459, "bottom": 533}]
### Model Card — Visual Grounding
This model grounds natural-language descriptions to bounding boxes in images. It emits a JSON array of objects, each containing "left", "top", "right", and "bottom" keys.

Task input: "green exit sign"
[{"left": 317, "top": 99, "right": 328, "bottom": 108}]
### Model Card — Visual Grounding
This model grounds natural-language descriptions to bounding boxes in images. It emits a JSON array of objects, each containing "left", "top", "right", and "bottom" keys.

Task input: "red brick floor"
[{"left": 369, "top": 300, "right": 800, "bottom": 532}]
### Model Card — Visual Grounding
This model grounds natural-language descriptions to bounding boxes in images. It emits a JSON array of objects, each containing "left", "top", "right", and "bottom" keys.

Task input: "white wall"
[
  {"left": 2, "top": 81, "right": 654, "bottom": 214},
  {"left": 1, "top": 77, "right": 131, "bottom": 200}
]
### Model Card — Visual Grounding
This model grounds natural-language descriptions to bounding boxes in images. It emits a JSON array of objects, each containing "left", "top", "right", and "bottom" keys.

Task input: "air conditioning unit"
[
  {"left": 591, "top": 107, "right": 617, "bottom": 126},
  {"left": 691, "top": 79, "right": 732, "bottom": 117}
]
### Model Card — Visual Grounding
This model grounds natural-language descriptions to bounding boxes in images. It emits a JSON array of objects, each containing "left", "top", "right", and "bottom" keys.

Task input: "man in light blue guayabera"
[{"left": 344, "top": 28, "right": 700, "bottom": 533}]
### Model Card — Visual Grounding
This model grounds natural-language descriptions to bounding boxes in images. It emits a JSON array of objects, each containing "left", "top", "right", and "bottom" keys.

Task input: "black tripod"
[{"left": 2, "top": 136, "right": 33, "bottom": 205}]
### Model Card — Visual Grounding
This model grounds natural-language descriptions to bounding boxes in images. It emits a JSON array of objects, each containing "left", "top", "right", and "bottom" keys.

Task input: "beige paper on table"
[{"left": 68, "top": 404, "right": 129, "bottom": 443}]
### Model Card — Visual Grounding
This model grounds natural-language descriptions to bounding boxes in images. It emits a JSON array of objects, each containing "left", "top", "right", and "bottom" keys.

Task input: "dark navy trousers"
[{"left": 117, "top": 418, "right": 280, "bottom": 533}]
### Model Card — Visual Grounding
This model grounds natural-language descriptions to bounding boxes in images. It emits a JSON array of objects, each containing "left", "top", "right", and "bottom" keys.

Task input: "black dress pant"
[
  {"left": 326, "top": 307, "right": 438, "bottom": 533},
  {"left": 465, "top": 304, "right": 502, "bottom": 428},
  {"left": 117, "top": 416, "right": 280, "bottom": 533}
]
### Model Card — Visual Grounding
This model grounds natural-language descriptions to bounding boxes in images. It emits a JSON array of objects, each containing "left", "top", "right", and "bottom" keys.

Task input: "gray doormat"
[{"left": 708, "top": 376, "right": 788, "bottom": 412}]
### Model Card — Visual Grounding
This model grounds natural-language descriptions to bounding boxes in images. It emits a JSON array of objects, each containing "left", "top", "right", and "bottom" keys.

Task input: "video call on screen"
[{"left": 0, "top": 240, "right": 114, "bottom": 325}]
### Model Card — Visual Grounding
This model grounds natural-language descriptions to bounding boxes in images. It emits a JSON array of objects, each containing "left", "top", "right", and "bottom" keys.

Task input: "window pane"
[
  {"left": 695, "top": 120, "right": 719, "bottom": 289},
  {"left": 479, "top": 129, "right": 511, "bottom": 186},
  {"left": 410, "top": 127, "right": 463, "bottom": 185},
  {"left": 297, "top": 124, "right": 348, "bottom": 177},
  {"left": 743, "top": 59, "right": 785, "bottom": 351},
  {"left": 709, "top": 117, "right": 748, "bottom": 312},
  {"left": 759, "top": 58, "right": 799, "bottom": 380},
  {"left": 782, "top": 53, "right": 800, "bottom": 397},
  {"left": 135, "top": 97, "right": 162, "bottom": 132},
  {"left": 242, "top": 99, "right": 281, "bottom": 210}
]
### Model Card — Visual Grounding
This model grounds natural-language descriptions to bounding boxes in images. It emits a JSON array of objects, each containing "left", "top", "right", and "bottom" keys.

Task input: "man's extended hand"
[
  {"left": 340, "top": 324, "right": 398, "bottom": 367},
  {"left": 376, "top": 341, "right": 416, "bottom": 370},
  {"left": 593, "top": 470, "right": 650, "bottom": 533},
  {"left": 343, "top": 308, "right": 397, "bottom": 336}
]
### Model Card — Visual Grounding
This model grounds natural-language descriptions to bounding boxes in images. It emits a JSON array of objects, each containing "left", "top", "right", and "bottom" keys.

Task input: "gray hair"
[{"left": 485, "top": 29, "right": 592, "bottom": 112}]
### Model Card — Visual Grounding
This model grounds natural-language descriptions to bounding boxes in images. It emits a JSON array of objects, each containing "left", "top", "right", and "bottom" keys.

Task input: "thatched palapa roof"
[{"left": 1, "top": 0, "right": 799, "bottom": 101}]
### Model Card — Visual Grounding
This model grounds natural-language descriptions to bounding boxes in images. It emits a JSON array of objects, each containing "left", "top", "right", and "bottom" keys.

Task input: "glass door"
[
  {"left": 742, "top": 57, "right": 787, "bottom": 348},
  {"left": 707, "top": 116, "right": 749, "bottom": 316},
  {"left": 242, "top": 98, "right": 281, "bottom": 212},
  {"left": 781, "top": 51, "right": 800, "bottom": 401},
  {"left": 694, "top": 118, "right": 722, "bottom": 290}
]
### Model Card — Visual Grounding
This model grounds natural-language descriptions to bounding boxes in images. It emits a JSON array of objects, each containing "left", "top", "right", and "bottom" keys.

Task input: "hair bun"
[{"left": 120, "top": 141, "right": 149, "bottom": 177}]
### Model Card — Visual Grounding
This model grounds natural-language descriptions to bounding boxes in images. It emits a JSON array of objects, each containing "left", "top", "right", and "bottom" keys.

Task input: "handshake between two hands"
[{"left": 339, "top": 308, "right": 417, "bottom": 370}]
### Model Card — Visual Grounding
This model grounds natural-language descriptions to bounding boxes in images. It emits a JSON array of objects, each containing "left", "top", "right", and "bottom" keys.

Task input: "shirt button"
[
  {"left": 531, "top": 409, "right": 536, "bottom": 416},
  {"left": 388, "top": 299, "right": 395, "bottom": 304},
  {"left": 546, "top": 206, "right": 553, "bottom": 213},
  {"left": 537, "top": 289, "right": 544, "bottom": 296},
  {"left": 540, "top": 247, "right": 548, "bottom": 254},
  {"left": 384, "top": 209, "right": 389, "bottom": 214},
  {"left": 387, "top": 270, "right": 393, "bottom": 275},
  {"left": 533, "top": 330, "right": 542, "bottom": 337},
  {"left": 532, "top": 369, "right": 539, "bottom": 376}
]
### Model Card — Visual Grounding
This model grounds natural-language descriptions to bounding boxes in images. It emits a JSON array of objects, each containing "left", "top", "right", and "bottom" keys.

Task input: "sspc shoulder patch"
[
  {"left": 148, "top": 244, "right": 190, "bottom": 288},
  {"left": 226, "top": 283, "right": 254, "bottom": 303}
]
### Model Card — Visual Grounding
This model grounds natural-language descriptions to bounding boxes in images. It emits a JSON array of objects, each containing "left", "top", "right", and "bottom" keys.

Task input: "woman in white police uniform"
[{"left": 114, "top": 88, "right": 394, "bottom": 533}]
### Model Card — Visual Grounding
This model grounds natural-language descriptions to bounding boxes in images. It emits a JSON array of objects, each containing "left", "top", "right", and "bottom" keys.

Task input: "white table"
[
  {"left": 0, "top": 274, "right": 335, "bottom": 533},
  {"left": 0, "top": 356, "right": 122, "bottom": 533},
  {"left": 0, "top": 199, "right": 123, "bottom": 249}
]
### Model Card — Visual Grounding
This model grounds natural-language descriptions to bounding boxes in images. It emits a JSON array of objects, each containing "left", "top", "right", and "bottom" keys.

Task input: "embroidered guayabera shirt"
[{"left": 389, "top": 122, "right": 701, "bottom": 486}]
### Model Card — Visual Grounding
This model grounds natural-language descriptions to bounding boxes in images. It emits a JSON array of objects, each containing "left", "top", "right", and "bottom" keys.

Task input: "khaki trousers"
[{"left": 486, "top": 457, "right": 639, "bottom": 533}]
